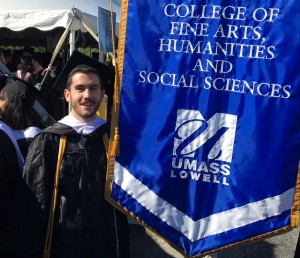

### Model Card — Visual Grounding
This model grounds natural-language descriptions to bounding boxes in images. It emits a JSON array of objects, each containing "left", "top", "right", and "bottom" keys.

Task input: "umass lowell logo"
[{"left": 171, "top": 109, "right": 237, "bottom": 185}]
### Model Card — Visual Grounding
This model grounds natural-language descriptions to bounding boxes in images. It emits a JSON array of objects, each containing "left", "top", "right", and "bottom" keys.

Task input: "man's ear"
[{"left": 64, "top": 88, "right": 70, "bottom": 103}]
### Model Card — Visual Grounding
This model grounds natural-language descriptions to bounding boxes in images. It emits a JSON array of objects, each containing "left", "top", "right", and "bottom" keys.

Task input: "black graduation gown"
[
  {"left": 0, "top": 125, "right": 20, "bottom": 258},
  {"left": 22, "top": 122, "right": 130, "bottom": 258}
]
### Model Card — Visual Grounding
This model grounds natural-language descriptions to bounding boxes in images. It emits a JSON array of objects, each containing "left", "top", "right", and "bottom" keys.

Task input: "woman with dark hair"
[
  {"left": 0, "top": 80, "right": 42, "bottom": 158},
  {"left": 0, "top": 79, "right": 42, "bottom": 258}
]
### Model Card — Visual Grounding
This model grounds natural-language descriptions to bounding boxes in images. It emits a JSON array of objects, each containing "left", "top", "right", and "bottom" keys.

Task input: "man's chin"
[{"left": 80, "top": 112, "right": 97, "bottom": 121}]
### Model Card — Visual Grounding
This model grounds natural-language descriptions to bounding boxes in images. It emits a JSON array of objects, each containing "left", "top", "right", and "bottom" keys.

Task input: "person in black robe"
[
  {"left": 22, "top": 64, "right": 130, "bottom": 258},
  {"left": 0, "top": 76, "right": 43, "bottom": 258},
  {"left": 0, "top": 119, "right": 24, "bottom": 258},
  {"left": 0, "top": 80, "right": 42, "bottom": 159}
]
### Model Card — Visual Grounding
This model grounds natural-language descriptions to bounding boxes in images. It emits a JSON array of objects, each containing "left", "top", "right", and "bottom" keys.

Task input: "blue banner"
[
  {"left": 98, "top": 6, "right": 116, "bottom": 53},
  {"left": 107, "top": 1, "right": 300, "bottom": 257}
]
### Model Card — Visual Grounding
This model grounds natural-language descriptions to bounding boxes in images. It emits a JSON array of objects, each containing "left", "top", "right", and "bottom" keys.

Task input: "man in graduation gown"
[{"left": 22, "top": 64, "right": 130, "bottom": 258}]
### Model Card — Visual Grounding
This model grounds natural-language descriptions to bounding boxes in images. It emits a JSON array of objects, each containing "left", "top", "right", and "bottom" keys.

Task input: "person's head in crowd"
[
  {"left": 31, "top": 53, "right": 44, "bottom": 73},
  {"left": 19, "top": 57, "right": 33, "bottom": 73},
  {"left": 16, "top": 62, "right": 23, "bottom": 71},
  {"left": 2, "top": 50, "right": 13, "bottom": 64},
  {"left": 22, "top": 46, "right": 34, "bottom": 57},
  {"left": 2, "top": 50, "right": 17, "bottom": 72},
  {"left": 64, "top": 64, "right": 105, "bottom": 123},
  {"left": 0, "top": 80, "right": 40, "bottom": 130}
]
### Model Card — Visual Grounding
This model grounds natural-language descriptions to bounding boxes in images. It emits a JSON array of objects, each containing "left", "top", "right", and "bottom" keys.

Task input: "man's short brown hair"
[{"left": 67, "top": 64, "right": 103, "bottom": 90}]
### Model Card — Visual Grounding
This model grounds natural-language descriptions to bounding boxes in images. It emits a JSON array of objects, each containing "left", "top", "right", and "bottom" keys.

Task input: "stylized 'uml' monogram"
[{"left": 173, "top": 109, "right": 237, "bottom": 162}]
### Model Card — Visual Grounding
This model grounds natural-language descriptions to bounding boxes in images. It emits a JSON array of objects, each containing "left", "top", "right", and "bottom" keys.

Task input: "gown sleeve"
[
  {"left": 0, "top": 130, "right": 20, "bottom": 257},
  {"left": 22, "top": 133, "right": 58, "bottom": 258}
]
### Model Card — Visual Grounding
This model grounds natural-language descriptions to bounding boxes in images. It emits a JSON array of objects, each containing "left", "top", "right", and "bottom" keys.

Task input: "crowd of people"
[
  {"left": 0, "top": 47, "right": 64, "bottom": 119},
  {"left": 0, "top": 47, "right": 130, "bottom": 258},
  {"left": 1, "top": 47, "right": 54, "bottom": 83}
]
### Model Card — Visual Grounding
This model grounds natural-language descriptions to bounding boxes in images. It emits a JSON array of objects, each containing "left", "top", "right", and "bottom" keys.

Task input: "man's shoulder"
[
  {"left": 42, "top": 122, "right": 77, "bottom": 135},
  {"left": 29, "top": 122, "right": 71, "bottom": 146},
  {"left": 94, "top": 123, "right": 108, "bottom": 134}
]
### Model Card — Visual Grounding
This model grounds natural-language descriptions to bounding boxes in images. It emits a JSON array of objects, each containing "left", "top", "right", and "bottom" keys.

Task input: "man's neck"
[{"left": 58, "top": 114, "right": 106, "bottom": 135}]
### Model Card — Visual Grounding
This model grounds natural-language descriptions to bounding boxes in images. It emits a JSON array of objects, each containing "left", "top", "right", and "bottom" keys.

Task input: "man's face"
[
  {"left": 64, "top": 72, "right": 104, "bottom": 123},
  {"left": 32, "top": 59, "right": 39, "bottom": 70}
]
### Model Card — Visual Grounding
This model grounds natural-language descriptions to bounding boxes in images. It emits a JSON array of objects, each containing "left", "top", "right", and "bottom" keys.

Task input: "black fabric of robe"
[
  {"left": 0, "top": 127, "right": 20, "bottom": 258},
  {"left": 22, "top": 122, "right": 130, "bottom": 258}
]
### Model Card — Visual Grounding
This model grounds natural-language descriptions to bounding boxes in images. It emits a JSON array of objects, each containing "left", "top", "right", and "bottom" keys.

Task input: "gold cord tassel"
[
  {"left": 109, "top": 127, "right": 120, "bottom": 157},
  {"left": 43, "top": 135, "right": 67, "bottom": 258}
]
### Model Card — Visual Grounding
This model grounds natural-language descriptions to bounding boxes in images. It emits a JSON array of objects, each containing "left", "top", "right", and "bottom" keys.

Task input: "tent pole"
[
  {"left": 68, "top": 30, "right": 76, "bottom": 114},
  {"left": 69, "top": 30, "right": 76, "bottom": 56}
]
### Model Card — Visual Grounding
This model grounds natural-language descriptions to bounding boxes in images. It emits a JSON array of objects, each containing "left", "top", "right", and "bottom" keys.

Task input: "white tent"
[
  {"left": 0, "top": 8, "right": 98, "bottom": 34},
  {"left": 0, "top": 0, "right": 121, "bottom": 51},
  {"left": 0, "top": 8, "right": 98, "bottom": 52},
  {"left": 0, "top": 0, "right": 120, "bottom": 21}
]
